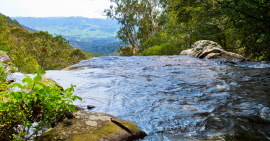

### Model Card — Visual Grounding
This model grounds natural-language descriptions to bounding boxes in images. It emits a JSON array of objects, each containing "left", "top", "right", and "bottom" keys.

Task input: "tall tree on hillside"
[
  {"left": 105, "top": 0, "right": 138, "bottom": 55},
  {"left": 105, "top": 0, "right": 163, "bottom": 55}
]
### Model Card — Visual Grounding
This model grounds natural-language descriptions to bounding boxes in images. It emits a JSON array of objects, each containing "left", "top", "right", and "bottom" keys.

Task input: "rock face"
[
  {"left": 180, "top": 40, "right": 246, "bottom": 60},
  {"left": 0, "top": 51, "right": 11, "bottom": 64},
  {"left": 36, "top": 111, "right": 147, "bottom": 141}
]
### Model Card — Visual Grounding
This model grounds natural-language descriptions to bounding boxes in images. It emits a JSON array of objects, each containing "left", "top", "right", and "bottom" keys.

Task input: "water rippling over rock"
[{"left": 43, "top": 56, "right": 270, "bottom": 140}]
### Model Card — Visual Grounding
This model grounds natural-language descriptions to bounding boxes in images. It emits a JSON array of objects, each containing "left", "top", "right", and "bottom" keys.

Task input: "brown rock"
[{"left": 36, "top": 111, "right": 147, "bottom": 141}]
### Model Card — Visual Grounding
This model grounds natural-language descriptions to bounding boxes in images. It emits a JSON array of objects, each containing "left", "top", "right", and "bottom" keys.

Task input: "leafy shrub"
[
  {"left": 118, "top": 46, "right": 135, "bottom": 56},
  {"left": 141, "top": 45, "right": 162, "bottom": 56},
  {"left": 0, "top": 65, "right": 82, "bottom": 140},
  {"left": 141, "top": 43, "right": 180, "bottom": 56}
]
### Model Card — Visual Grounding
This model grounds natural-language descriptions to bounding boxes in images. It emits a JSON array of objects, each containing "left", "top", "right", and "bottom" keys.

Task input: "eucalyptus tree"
[{"left": 105, "top": 0, "right": 163, "bottom": 55}]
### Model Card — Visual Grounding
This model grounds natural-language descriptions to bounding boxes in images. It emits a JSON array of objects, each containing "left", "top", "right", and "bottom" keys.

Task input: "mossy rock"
[{"left": 36, "top": 111, "right": 147, "bottom": 141}]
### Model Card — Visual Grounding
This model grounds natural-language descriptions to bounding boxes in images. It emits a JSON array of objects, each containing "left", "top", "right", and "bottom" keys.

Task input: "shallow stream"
[{"left": 18, "top": 56, "right": 270, "bottom": 140}]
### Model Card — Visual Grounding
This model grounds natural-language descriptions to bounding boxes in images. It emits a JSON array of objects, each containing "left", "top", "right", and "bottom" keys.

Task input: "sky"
[{"left": 0, "top": 0, "right": 112, "bottom": 18}]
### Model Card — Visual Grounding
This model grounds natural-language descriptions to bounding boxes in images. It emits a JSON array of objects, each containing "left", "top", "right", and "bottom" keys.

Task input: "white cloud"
[{"left": 0, "top": 0, "right": 111, "bottom": 18}]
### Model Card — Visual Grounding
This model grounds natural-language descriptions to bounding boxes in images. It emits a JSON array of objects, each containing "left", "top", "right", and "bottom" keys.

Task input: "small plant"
[{"left": 0, "top": 65, "right": 82, "bottom": 140}]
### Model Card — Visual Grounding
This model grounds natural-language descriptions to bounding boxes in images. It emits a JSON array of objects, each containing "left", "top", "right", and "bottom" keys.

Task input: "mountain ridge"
[
  {"left": 12, "top": 16, "right": 122, "bottom": 55},
  {"left": 12, "top": 17, "right": 119, "bottom": 38}
]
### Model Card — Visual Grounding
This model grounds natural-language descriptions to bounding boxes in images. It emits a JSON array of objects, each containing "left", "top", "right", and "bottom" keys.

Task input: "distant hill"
[
  {"left": 13, "top": 17, "right": 119, "bottom": 38},
  {"left": 20, "top": 24, "right": 38, "bottom": 33},
  {"left": 0, "top": 14, "right": 87, "bottom": 73},
  {"left": 12, "top": 17, "right": 122, "bottom": 55}
]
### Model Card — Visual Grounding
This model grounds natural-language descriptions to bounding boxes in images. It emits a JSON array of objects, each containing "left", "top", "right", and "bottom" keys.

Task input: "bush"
[
  {"left": 118, "top": 46, "right": 136, "bottom": 56},
  {"left": 141, "top": 43, "right": 180, "bottom": 56},
  {"left": 141, "top": 45, "right": 162, "bottom": 56},
  {"left": 0, "top": 65, "right": 82, "bottom": 140}
]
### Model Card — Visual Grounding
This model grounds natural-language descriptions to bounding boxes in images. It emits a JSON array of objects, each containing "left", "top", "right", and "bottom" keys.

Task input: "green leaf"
[
  {"left": 73, "top": 96, "right": 82, "bottom": 101},
  {"left": 22, "top": 76, "right": 33, "bottom": 84},
  {"left": 34, "top": 75, "right": 42, "bottom": 82},
  {"left": 36, "top": 65, "right": 46, "bottom": 75},
  {"left": 13, "top": 92, "right": 22, "bottom": 100},
  {"left": 68, "top": 105, "right": 76, "bottom": 112},
  {"left": 33, "top": 85, "right": 41, "bottom": 92},
  {"left": 8, "top": 82, "right": 23, "bottom": 89}
]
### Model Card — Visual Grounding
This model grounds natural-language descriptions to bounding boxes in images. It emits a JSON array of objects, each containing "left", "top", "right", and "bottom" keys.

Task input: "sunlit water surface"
[{"left": 14, "top": 56, "right": 270, "bottom": 140}]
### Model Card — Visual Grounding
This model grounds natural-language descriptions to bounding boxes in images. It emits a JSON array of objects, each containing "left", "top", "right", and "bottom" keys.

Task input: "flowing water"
[{"left": 16, "top": 55, "right": 270, "bottom": 140}]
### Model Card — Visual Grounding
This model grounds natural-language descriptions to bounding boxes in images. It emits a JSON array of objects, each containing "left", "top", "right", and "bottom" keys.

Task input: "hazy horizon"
[
  {"left": 11, "top": 16, "right": 111, "bottom": 19},
  {"left": 0, "top": 0, "right": 111, "bottom": 18}
]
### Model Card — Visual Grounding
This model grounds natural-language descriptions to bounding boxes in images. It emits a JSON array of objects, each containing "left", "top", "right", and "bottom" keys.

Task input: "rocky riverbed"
[{"left": 38, "top": 55, "right": 270, "bottom": 140}]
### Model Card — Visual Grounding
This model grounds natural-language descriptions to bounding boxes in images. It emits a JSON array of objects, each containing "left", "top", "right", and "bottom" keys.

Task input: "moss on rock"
[{"left": 36, "top": 111, "right": 147, "bottom": 141}]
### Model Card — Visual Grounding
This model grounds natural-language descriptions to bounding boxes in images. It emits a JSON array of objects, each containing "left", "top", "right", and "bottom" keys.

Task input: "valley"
[{"left": 13, "top": 17, "right": 124, "bottom": 56}]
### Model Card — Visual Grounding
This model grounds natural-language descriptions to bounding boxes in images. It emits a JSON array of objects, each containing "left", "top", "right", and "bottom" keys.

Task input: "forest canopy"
[
  {"left": 105, "top": 0, "right": 270, "bottom": 60},
  {"left": 0, "top": 14, "right": 87, "bottom": 73}
]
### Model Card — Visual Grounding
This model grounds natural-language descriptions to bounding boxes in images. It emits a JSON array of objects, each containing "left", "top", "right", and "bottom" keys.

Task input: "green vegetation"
[
  {"left": 13, "top": 17, "right": 123, "bottom": 56},
  {"left": 106, "top": 0, "right": 270, "bottom": 60},
  {"left": 0, "top": 65, "right": 81, "bottom": 140},
  {"left": 1, "top": 14, "right": 85, "bottom": 140},
  {"left": 0, "top": 14, "right": 87, "bottom": 73}
]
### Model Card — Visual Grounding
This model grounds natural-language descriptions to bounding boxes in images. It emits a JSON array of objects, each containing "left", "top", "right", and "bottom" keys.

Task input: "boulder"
[
  {"left": 180, "top": 40, "right": 246, "bottom": 60},
  {"left": 0, "top": 51, "right": 11, "bottom": 64},
  {"left": 36, "top": 111, "right": 147, "bottom": 141}
]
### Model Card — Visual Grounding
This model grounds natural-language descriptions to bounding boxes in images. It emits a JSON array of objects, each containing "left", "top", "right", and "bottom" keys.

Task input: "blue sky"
[{"left": 0, "top": 0, "right": 111, "bottom": 18}]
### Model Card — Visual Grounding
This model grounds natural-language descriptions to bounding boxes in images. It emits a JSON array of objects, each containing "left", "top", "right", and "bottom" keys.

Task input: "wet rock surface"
[
  {"left": 43, "top": 56, "right": 270, "bottom": 140},
  {"left": 36, "top": 111, "right": 147, "bottom": 141}
]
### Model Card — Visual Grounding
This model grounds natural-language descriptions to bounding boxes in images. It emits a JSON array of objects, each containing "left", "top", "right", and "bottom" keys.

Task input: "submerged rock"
[
  {"left": 36, "top": 111, "right": 147, "bottom": 141},
  {"left": 180, "top": 40, "right": 247, "bottom": 61}
]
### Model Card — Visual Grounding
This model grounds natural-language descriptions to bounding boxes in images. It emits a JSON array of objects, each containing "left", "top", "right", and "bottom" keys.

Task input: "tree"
[
  {"left": 105, "top": 0, "right": 138, "bottom": 55},
  {"left": 105, "top": 0, "right": 163, "bottom": 55},
  {"left": 215, "top": 0, "right": 270, "bottom": 60},
  {"left": 168, "top": 0, "right": 270, "bottom": 60}
]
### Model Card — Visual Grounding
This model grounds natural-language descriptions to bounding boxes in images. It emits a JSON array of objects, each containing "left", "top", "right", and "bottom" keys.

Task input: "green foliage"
[
  {"left": 141, "top": 45, "right": 162, "bottom": 56},
  {"left": 141, "top": 43, "right": 180, "bottom": 56},
  {"left": 0, "top": 65, "right": 82, "bottom": 140},
  {"left": 168, "top": 0, "right": 270, "bottom": 60},
  {"left": 0, "top": 16, "right": 14, "bottom": 52},
  {"left": 105, "top": 0, "right": 163, "bottom": 55},
  {"left": 13, "top": 17, "right": 122, "bottom": 56},
  {"left": 70, "top": 48, "right": 87, "bottom": 61},
  {"left": 0, "top": 14, "right": 87, "bottom": 73},
  {"left": 104, "top": 0, "right": 270, "bottom": 60},
  {"left": 0, "top": 63, "right": 8, "bottom": 85},
  {"left": 118, "top": 46, "right": 136, "bottom": 56}
]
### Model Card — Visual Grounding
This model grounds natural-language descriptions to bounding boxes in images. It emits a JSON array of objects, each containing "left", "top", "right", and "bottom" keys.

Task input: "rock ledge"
[
  {"left": 36, "top": 111, "right": 147, "bottom": 141},
  {"left": 180, "top": 40, "right": 247, "bottom": 61}
]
